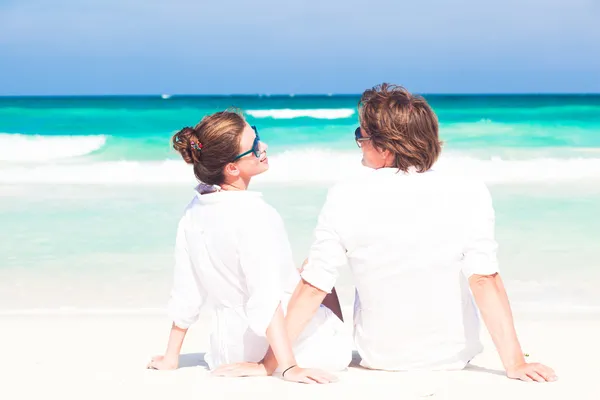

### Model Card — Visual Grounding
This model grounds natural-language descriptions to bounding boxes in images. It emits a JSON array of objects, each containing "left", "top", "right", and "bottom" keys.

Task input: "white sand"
[{"left": 1, "top": 310, "right": 598, "bottom": 400}]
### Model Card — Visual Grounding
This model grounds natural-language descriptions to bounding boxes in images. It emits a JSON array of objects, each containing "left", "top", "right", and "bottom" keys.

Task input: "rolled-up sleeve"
[
  {"left": 239, "top": 207, "right": 289, "bottom": 337},
  {"left": 167, "top": 217, "right": 206, "bottom": 329},
  {"left": 462, "top": 183, "right": 500, "bottom": 278},
  {"left": 301, "top": 187, "right": 347, "bottom": 293}
]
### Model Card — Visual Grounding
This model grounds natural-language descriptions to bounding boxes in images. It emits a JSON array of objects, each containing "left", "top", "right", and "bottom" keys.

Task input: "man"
[{"left": 217, "top": 84, "right": 556, "bottom": 382}]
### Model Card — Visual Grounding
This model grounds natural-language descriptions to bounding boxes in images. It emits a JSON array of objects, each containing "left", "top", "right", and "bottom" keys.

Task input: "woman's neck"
[{"left": 220, "top": 177, "right": 250, "bottom": 191}]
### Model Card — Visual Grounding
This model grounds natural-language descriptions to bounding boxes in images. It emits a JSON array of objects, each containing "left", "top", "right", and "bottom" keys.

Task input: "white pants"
[{"left": 204, "top": 304, "right": 352, "bottom": 372}]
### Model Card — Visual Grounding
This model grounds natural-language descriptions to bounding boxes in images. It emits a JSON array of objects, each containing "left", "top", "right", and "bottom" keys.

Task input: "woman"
[{"left": 147, "top": 110, "right": 351, "bottom": 383}]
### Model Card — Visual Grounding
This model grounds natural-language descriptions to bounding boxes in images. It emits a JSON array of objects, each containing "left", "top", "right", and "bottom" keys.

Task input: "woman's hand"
[
  {"left": 147, "top": 355, "right": 179, "bottom": 370},
  {"left": 506, "top": 362, "right": 557, "bottom": 382},
  {"left": 212, "top": 362, "right": 269, "bottom": 377}
]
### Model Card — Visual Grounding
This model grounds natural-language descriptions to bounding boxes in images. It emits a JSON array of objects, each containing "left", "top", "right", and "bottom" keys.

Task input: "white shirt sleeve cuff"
[{"left": 300, "top": 269, "right": 335, "bottom": 294}]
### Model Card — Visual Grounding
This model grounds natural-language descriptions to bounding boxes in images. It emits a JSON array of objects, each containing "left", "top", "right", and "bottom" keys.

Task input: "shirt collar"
[
  {"left": 372, "top": 166, "right": 420, "bottom": 175},
  {"left": 194, "top": 184, "right": 263, "bottom": 202}
]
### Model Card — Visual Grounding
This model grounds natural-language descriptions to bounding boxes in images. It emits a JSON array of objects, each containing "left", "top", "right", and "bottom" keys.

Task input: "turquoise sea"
[{"left": 1, "top": 95, "right": 599, "bottom": 314}]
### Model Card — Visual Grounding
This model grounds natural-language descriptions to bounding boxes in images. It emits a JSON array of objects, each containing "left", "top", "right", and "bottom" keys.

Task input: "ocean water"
[{"left": 1, "top": 95, "right": 599, "bottom": 315}]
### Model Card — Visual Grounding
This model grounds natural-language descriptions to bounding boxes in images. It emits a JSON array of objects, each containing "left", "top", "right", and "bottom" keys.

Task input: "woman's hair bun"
[{"left": 172, "top": 127, "right": 200, "bottom": 165}]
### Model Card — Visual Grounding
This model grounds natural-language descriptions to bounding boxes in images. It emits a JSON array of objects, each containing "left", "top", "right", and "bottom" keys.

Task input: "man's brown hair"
[{"left": 359, "top": 83, "right": 442, "bottom": 172}]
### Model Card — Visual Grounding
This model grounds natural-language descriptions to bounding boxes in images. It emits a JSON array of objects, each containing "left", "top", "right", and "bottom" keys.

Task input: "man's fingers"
[
  {"left": 299, "top": 376, "right": 317, "bottom": 384},
  {"left": 308, "top": 371, "right": 338, "bottom": 383},
  {"left": 526, "top": 371, "right": 546, "bottom": 382},
  {"left": 537, "top": 365, "right": 557, "bottom": 381},
  {"left": 534, "top": 369, "right": 552, "bottom": 382},
  {"left": 519, "top": 372, "right": 533, "bottom": 382},
  {"left": 529, "top": 363, "right": 557, "bottom": 382},
  {"left": 307, "top": 373, "right": 329, "bottom": 384},
  {"left": 323, "top": 372, "right": 338, "bottom": 382}
]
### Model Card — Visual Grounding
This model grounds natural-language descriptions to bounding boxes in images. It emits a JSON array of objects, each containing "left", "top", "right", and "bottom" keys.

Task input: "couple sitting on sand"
[{"left": 147, "top": 84, "right": 556, "bottom": 384}]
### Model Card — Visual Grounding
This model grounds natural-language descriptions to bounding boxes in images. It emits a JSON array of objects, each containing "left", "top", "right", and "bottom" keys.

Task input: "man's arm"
[
  {"left": 262, "top": 188, "right": 347, "bottom": 373},
  {"left": 470, "top": 273, "right": 557, "bottom": 382},
  {"left": 262, "top": 278, "right": 328, "bottom": 373},
  {"left": 299, "top": 259, "right": 344, "bottom": 322}
]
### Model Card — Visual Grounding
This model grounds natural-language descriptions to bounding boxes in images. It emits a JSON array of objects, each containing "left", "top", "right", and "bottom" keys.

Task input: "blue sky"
[{"left": 1, "top": 0, "right": 599, "bottom": 95}]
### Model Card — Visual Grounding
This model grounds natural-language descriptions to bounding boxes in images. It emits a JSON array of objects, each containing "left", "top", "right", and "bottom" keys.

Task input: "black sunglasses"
[
  {"left": 354, "top": 127, "right": 371, "bottom": 148},
  {"left": 233, "top": 126, "right": 261, "bottom": 160}
]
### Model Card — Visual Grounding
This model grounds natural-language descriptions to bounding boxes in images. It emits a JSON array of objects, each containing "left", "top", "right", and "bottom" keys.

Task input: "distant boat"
[{"left": 161, "top": 94, "right": 171, "bottom": 99}]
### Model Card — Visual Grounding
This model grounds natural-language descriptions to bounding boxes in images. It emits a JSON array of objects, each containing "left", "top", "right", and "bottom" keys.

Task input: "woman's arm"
[
  {"left": 148, "top": 216, "right": 205, "bottom": 370},
  {"left": 147, "top": 323, "right": 187, "bottom": 370},
  {"left": 470, "top": 273, "right": 557, "bottom": 382}
]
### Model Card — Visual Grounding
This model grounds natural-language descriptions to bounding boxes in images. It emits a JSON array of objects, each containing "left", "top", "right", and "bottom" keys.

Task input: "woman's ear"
[{"left": 224, "top": 162, "right": 240, "bottom": 178}]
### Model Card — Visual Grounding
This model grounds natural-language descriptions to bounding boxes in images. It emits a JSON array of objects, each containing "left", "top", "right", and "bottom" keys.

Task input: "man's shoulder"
[
  {"left": 428, "top": 171, "right": 492, "bottom": 207},
  {"left": 325, "top": 180, "right": 361, "bottom": 205},
  {"left": 427, "top": 169, "right": 489, "bottom": 191}
]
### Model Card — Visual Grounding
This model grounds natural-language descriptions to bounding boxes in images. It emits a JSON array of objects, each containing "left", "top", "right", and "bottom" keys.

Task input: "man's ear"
[{"left": 380, "top": 148, "right": 390, "bottom": 159}]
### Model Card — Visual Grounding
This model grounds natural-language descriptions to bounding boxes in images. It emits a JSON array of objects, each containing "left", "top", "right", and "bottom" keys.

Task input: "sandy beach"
[{"left": 1, "top": 307, "right": 597, "bottom": 400}]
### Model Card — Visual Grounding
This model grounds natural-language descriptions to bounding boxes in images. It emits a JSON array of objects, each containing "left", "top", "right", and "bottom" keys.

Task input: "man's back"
[{"left": 301, "top": 167, "right": 499, "bottom": 370}]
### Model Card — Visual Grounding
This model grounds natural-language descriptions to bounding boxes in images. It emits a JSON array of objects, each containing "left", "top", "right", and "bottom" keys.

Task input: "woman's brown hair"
[
  {"left": 172, "top": 110, "right": 246, "bottom": 185},
  {"left": 359, "top": 83, "right": 442, "bottom": 172}
]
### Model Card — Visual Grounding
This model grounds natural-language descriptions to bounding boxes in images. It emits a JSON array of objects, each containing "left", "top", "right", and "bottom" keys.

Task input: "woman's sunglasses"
[
  {"left": 354, "top": 127, "right": 371, "bottom": 148},
  {"left": 233, "top": 126, "right": 261, "bottom": 160}
]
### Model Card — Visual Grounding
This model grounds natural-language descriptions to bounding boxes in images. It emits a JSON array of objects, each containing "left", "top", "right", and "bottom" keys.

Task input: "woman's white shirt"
[{"left": 167, "top": 188, "right": 351, "bottom": 370}]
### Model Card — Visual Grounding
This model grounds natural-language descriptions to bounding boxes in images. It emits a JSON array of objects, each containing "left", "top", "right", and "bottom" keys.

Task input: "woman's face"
[{"left": 231, "top": 124, "right": 269, "bottom": 180}]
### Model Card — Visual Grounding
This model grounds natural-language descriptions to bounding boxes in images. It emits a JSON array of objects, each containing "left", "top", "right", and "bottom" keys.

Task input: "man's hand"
[
  {"left": 507, "top": 362, "right": 557, "bottom": 382},
  {"left": 212, "top": 362, "right": 269, "bottom": 377},
  {"left": 469, "top": 273, "right": 557, "bottom": 383},
  {"left": 212, "top": 362, "right": 338, "bottom": 384},
  {"left": 147, "top": 354, "right": 178, "bottom": 370},
  {"left": 281, "top": 366, "right": 338, "bottom": 384}
]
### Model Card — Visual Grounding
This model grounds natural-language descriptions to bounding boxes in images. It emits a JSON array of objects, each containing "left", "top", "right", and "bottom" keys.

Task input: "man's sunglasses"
[
  {"left": 233, "top": 126, "right": 261, "bottom": 160},
  {"left": 354, "top": 127, "right": 371, "bottom": 148}
]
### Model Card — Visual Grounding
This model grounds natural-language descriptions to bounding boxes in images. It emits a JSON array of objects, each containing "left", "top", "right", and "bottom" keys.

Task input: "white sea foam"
[
  {"left": 2, "top": 150, "right": 600, "bottom": 184},
  {"left": 246, "top": 108, "right": 355, "bottom": 119},
  {"left": 264, "top": 151, "right": 600, "bottom": 183},
  {"left": 0, "top": 133, "right": 106, "bottom": 162}
]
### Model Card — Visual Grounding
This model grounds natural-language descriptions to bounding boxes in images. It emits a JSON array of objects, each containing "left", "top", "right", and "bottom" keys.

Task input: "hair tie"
[{"left": 190, "top": 140, "right": 203, "bottom": 151}]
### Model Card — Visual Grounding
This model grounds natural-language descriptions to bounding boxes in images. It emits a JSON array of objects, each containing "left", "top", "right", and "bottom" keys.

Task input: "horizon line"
[{"left": 1, "top": 92, "right": 600, "bottom": 98}]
